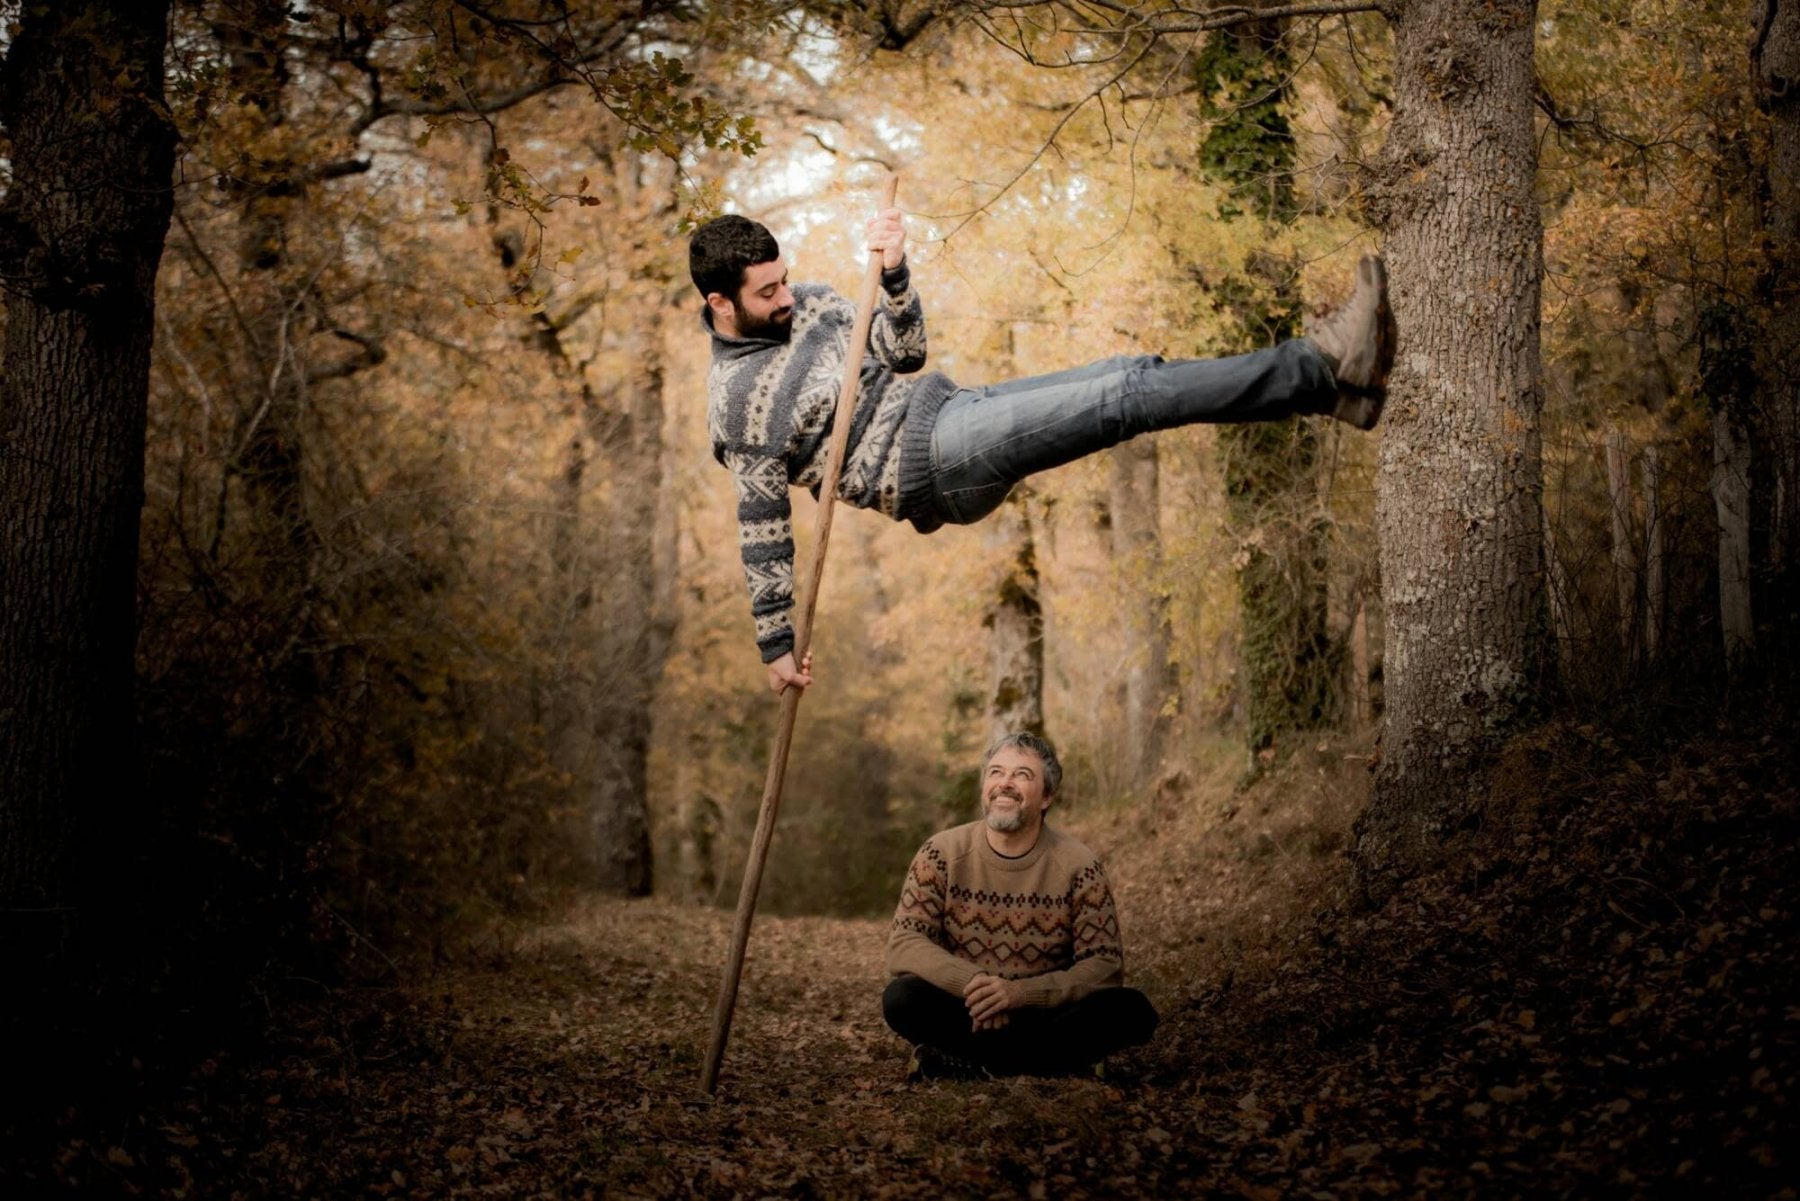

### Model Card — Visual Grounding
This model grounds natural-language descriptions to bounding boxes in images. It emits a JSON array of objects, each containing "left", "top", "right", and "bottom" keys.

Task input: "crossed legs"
[{"left": 882, "top": 973, "right": 1159, "bottom": 1075}]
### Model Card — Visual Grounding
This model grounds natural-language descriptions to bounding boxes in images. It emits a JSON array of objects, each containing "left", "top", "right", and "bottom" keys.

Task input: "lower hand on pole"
[{"left": 767, "top": 649, "right": 814, "bottom": 695}]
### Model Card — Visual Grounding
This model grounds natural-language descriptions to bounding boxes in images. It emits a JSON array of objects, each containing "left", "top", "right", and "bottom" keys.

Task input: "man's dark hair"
[
  {"left": 689, "top": 214, "right": 780, "bottom": 300},
  {"left": 983, "top": 731, "right": 1063, "bottom": 797}
]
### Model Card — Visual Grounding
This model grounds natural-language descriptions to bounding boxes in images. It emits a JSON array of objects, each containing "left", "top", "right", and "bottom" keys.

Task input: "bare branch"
[
  {"left": 967, "top": 0, "right": 1383, "bottom": 46},
  {"left": 353, "top": 74, "right": 575, "bottom": 135}
]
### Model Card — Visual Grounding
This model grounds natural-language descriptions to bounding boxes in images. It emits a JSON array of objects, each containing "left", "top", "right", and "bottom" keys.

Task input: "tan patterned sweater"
[{"left": 886, "top": 821, "right": 1126, "bottom": 1008}]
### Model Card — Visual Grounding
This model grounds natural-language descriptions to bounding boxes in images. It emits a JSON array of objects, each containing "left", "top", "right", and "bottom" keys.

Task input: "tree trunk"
[
  {"left": 1353, "top": 0, "right": 1550, "bottom": 885},
  {"left": 215, "top": 0, "right": 336, "bottom": 706},
  {"left": 1108, "top": 440, "right": 1175, "bottom": 789},
  {"left": 1713, "top": 401, "right": 1756, "bottom": 665},
  {"left": 490, "top": 150, "right": 675, "bottom": 896},
  {"left": 0, "top": 0, "right": 175, "bottom": 912},
  {"left": 1753, "top": 0, "right": 1800, "bottom": 628},
  {"left": 1542, "top": 513, "right": 1577, "bottom": 675},
  {"left": 984, "top": 323, "right": 1046, "bottom": 745},
  {"left": 1196, "top": 20, "right": 1340, "bottom": 769},
  {"left": 984, "top": 491, "right": 1046, "bottom": 744},
  {"left": 1699, "top": 298, "right": 1759, "bottom": 669},
  {"left": 582, "top": 291, "right": 675, "bottom": 896},
  {"left": 1642, "top": 444, "right": 1665, "bottom": 662},
  {"left": 1220, "top": 419, "right": 1334, "bottom": 763},
  {"left": 1605, "top": 427, "right": 1639, "bottom": 662}
]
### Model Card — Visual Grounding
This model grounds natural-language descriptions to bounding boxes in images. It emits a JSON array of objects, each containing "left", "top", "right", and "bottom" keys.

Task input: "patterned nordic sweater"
[
  {"left": 705, "top": 261, "right": 958, "bottom": 663},
  {"left": 886, "top": 821, "right": 1126, "bottom": 1008}
]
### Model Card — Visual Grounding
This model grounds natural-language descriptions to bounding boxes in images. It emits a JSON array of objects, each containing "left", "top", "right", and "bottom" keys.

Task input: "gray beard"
[{"left": 984, "top": 800, "right": 1026, "bottom": 833}]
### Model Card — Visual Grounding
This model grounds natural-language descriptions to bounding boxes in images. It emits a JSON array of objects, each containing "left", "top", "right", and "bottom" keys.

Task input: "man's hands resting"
[
  {"left": 766, "top": 649, "right": 813, "bottom": 695},
  {"left": 964, "top": 973, "right": 1026, "bottom": 1032}
]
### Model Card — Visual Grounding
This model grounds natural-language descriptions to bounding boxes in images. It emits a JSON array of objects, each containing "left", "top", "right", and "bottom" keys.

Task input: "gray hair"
[{"left": 983, "top": 731, "right": 1062, "bottom": 797}]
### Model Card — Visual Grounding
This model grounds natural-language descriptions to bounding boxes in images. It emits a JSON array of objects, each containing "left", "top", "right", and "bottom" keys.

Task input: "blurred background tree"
[{"left": 5, "top": 0, "right": 1795, "bottom": 1081}]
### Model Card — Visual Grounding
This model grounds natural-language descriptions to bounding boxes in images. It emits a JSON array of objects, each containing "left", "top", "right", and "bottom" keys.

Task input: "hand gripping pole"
[{"left": 700, "top": 176, "right": 900, "bottom": 1095}]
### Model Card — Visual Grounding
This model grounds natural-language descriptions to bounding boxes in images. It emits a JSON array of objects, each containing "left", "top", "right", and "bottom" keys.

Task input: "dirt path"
[
  {"left": 24, "top": 725, "right": 1797, "bottom": 1198},
  {"left": 168, "top": 898, "right": 1200, "bottom": 1199}
]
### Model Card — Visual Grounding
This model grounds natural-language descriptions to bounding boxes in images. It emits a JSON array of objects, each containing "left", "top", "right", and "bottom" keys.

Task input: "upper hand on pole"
[{"left": 866, "top": 207, "right": 906, "bottom": 271}]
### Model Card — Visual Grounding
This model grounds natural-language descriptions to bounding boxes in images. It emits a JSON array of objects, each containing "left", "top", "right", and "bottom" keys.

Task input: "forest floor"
[{"left": 11, "top": 706, "right": 1799, "bottom": 1199}]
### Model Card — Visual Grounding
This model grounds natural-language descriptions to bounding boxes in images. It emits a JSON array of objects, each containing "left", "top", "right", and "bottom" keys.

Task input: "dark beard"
[{"left": 733, "top": 301, "right": 793, "bottom": 342}]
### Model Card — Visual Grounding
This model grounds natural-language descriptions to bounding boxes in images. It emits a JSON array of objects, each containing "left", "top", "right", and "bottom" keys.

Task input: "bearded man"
[
  {"left": 690, "top": 209, "right": 1394, "bottom": 695},
  {"left": 881, "top": 732, "right": 1158, "bottom": 1079}
]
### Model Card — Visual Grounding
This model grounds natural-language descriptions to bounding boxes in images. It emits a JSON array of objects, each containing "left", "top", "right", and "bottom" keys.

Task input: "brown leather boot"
[{"left": 1305, "top": 253, "right": 1396, "bottom": 430}]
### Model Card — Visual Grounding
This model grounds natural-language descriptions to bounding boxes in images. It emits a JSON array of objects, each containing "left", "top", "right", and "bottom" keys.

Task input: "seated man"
[{"left": 882, "top": 732, "right": 1158, "bottom": 1079}]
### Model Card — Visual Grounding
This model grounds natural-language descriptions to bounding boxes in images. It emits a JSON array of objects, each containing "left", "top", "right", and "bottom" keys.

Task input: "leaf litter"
[{"left": 14, "top": 713, "right": 1797, "bottom": 1197}]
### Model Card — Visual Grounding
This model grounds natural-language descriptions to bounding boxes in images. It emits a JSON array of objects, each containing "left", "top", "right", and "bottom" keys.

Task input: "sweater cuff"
[
  {"left": 880, "top": 260, "right": 911, "bottom": 296},
  {"left": 939, "top": 959, "right": 979, "bottom": 995},
  {"left": 758, "top": 626, "right": 795, "bottom": 664}
]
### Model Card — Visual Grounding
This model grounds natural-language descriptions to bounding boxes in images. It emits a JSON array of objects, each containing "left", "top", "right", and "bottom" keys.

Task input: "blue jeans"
[{"left": 928, "top": 340, "right": 1334, "bottom": 525}]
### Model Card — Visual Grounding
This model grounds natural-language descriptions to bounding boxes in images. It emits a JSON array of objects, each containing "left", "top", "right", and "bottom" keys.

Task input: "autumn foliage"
[{"left": 3, "top": 0, "right": 1798, "bottom": 1194}]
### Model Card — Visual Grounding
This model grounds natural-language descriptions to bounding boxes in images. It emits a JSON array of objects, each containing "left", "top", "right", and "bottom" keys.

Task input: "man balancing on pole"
[{"left": 690, "top": 206, "right": 1394, "bottom": 694}]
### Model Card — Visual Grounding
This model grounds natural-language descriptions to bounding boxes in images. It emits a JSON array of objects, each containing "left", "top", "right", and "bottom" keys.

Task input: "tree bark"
[
  {"left": 581, "top": 292, "right": 675, "bottom": 896},
  {"left": 490, "top": 148, "right": 676, "bottom": 896},
  {"left": 1220, "top": 419, "right": 1334, "bottom": 761},
  {"left": 1753, "top": 0, "right": 1800, "bottom": 624},
  {"left": 1108, "top": 440, "right": 1176, "bottom": 789},
  {"left": 1699, "top": 297, "right": 1759, "bottom": 669},
  {"left": 1642, "top": 444, "right": 1664, "bottom": 662},
  {"left": 984, "top": 492, "right": 1046, "bottom": 744},
  {"left": 213, "top": 0, "right": 356, "bottom": 708},
  {"left": 1542, "top": 513, "right": 1577, "bottom": 675},
  {"left": 1196, "top": 19, "right": 1340, "bottom": 768},
  {"left": 983, "top": 324, "right": 1046, "bottom": 745},
  {"left": 1604, "top": 427, "right": 1640, "bottom": 662},
  {"left": 1353, "top": 0, "right": 1550, "bottom": 885},
  {"left": 1713, "top": 401, "right": 1756, "bottom": 665},
  {"left": 0, "top": 1, "right": 176, "bottom": 910}
]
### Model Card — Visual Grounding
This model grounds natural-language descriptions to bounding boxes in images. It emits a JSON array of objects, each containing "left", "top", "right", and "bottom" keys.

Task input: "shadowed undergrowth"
[{"left": 7, "top": 705, "right": 1795, "bottom": 1198}]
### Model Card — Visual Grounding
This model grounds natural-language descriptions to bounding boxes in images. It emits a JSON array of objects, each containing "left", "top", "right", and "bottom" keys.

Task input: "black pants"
[{"left": 882, "top": 973, "right": 1158, "bottom": 1075}]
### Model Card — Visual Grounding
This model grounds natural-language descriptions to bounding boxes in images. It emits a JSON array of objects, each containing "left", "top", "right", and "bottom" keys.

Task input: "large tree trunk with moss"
[
  {"left": 1220, "top": 418, "right": 1335, "bottom": 758},
  {"left": 1753, "top": 0, "right": 1800, "bottom": 638},
  {"left": 1352, "top": 0, "right": 1551, "bottom": 886},
  {"left": 0, "top": 0, "right": 175, "bottom": 915},
  {"left": 1197, "top": 18, "right": 1340, "bottom": 770}
]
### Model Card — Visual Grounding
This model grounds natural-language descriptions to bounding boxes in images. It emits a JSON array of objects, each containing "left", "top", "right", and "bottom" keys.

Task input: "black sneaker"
[
  {"left": 904, "top": 1044, "right": 993, "bottom": 1082},
  {"left": 1306, "top": 253, "right": 1396, "bottom": 429}
]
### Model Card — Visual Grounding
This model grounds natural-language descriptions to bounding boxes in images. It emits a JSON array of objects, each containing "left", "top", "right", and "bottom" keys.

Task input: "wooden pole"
[{"left": 700, "top": 176, "right": 899, "bottom": 1095}]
